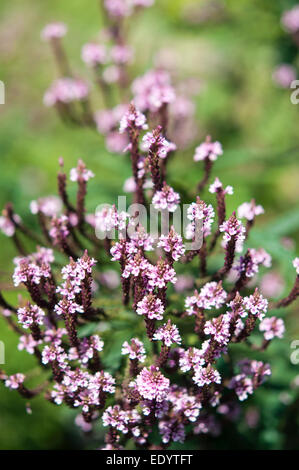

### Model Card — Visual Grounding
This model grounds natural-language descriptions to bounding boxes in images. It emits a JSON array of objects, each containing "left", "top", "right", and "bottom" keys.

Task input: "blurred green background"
[{"left": 0, "top": 0, "right": 299, "bottom": 449}]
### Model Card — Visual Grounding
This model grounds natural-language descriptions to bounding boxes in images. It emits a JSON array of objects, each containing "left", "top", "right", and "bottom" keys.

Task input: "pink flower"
[
  {"left": 243, "top": 289, "right": 268, "bottom": 320},
  {"left": 142, "top": 128, "right": 176, "bottom": 159},
  {"left": 259, "top": 317, "right": 285, "bottom": 340},
  {"left": 147, "top": 259, "right": 177, "bottom": 288},
  {"left": 132, "top": 69, "right": 175, "bottom": 112},
  {"left": 119, "top": 105, "right": 148, "bottom": 133},
  {"left": 136, "top": 366, "right": 170, "bottom": 402},
  {"left": 209, "top": 177, "right": 233, "bottom": 195},
  {"left": 104, "top": 0, "right": 132, "bottom": 18},
  {"left": 220, "top": 213, "right": 245, "bottom": 253},
  {"left": 153, "top": 320, "right": 181, "bottom": 347},
  {"left": 186, "top": 200, "right": 215, "bottom": 239},
  {"left": 281, "top": 5, "right": 299, "bottom": 33},
  {"left": 158, "top": 227, "right": 185, "bottom": 261},
  {"left": 193, "top": 365, "right": 221, "bottom": 387},
  {"left": 41, "top": 22, "right": 67, "bottom": 41},
  {"left": 5, "top": 373, "right": 25, "bottom": 390},
  {"left": 237, "top": 201, "right": 264, "bottom": 221},
  {"left": 17, "top": 304, "right": 45, "bottom": 329},
  {"left": 179, "top": 347, "right": 204, "bottom": 372},
  {"left": 81, "top": 43, "right": 107, "bottom": 67},
  {"left": 293, "top": 257, "right": 299, "bottom": 275},
  {"left": 111, "top": 45, "right": 134, "bottom": 65},
  {"left": 49, "top": 215, "right": 70, "bottom": 244},
  {"left": 43, "top": 78, "right": 89, "bottom": 107},
  {"left": 136, "top": 294, "right": 165, "bottom": 320},
  {"left": 272, "top": 64, "right": 296, "bottom": 88},
  {"left": 159, "top": 419, "right": 185, "bottom": 444},
  {"left": 194, "top": 137, "right": 223, "bottom": 162},
  {"left": 18, "top": 335, "right": 42, "bottom": 354},
  {"left": 0, "top": 212, "right": 21, "bottom": 237},
  {"left": 121, "top": 338, "right": 146, "bottom": 362},
  {"left": 204, "top": 313, "right": 231, "bottom": 346},
  {"left": 70, "top": 160, "right": 94, "bottom": 182},
  {"left": 30, "top": 196, "right": 62, "bottom": 217},
  {"left": 152, "top": 184, "right": 180, "bottom": 212},
  {"left": 185, "top": 281, "right": 227, "bottom": 315},
  {"left": 229, "top": 374, "right": 254, "bottom": 401}
]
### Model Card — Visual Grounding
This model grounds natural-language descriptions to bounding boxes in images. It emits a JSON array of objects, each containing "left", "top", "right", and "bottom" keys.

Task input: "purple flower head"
[
  {"left": 132, "top": 69, "right": 176, "bottom": 112},
  {"left": 44, "top": 78, "right": 89, "bottom": 107},
  {"left": 185, "top": 281, "right": 227, "bottom": 315},
  {"left": 70, "top": 160, "right": 94, "bottom": 182},
  {"left": 13, "top": 255, "right": 51, "bottom": 287},
  {"left": 147, "top": 258, "right": 177, "bottom": 289},
  {"left": 104, "top": 0, "right": 132, "bottom": 18},
  {"left": 159, "top": 419, "right": 185, "bottom": 444},
  {"left": 5, "top": 373, "right": 25, "bottom": 390},
  {"left": 142, "top": 126, "right": 176, "bottom": 159},
  {"left": 204, "top": 313, "right": 231, "bottom": 346},
  {"left": 49, "top": 215, "right": 70, "bottom": 245},
  {"left": 209, "top": 177, "right": 233, "bottom": 195},
  {"left": 281, "top": 5, "right": 299, "bottom": 33},
  {"left": 111, "top": 45, "right": 134, "bottom": 65},
  {"left": 259, "top": 317, "right": 285, "bottom": 340},
  {"left": 158, "top": 227, "right": 185, "bottom": 261},
  {"left": 42, "top": 344, "right": 68, "bottom": 367},
  {"left": 30, "top": 196, "right": 62, "bottom": 217},
  {"left": 193, "top": 364, "right": 221, "bottom": 387},
  {"left": 18, "top": 335, "right": 42, "bottom": 355},
  {"left": 220, "top": 213, "right": 245, "bottom": 253},
  {"left": 194, "top": 136, "right": 223, "bottom": 162},
  {"left": 179, "top": 347, "right": 204, "bottom": 372},
  {"left": 272, "top": 64, "right": 296, "bottom": 88},
  {"left": 90, "top": 370, "right": 116, "bottom": 394},
  {"left": 186, "top": 199, "right": 215, "bottom": 239},
  {"left": 152, "top": 183, "right": 180, "bottom": 213},
  {"left": 17, "top": 304, "right": 45, "bottom": 329},
  {"left": 0, "top": 211, "right": 21, "bottom": 237},
  {"left": 243, "top": 288, "right": 268, "bottom": 320},
  {"left": 121, "top": 338, "right": 146, "bottom": 362},
  {"left": 169, "top": 386, "right": 202, "bottom": 422},
  {"left": 237, "top": 201, "right": 264, "bottom": 222},
  {"left": 119, "top": 103, "right": 148, "bottom": 133},
  {"left": 41, "top": 22, "right": 67, "bottom": 41},
  {"left": 229, "top": 374, "right": 254, "bottom": 401},
  {"left": 153, "top": 320, "right": 181, "bottom": 347},
  {"left": 102, "top": 405, "right": 129, "bottom": 433},
  {"left": 136, "top": 294, "right": 165, "bottom": 320},
  {"left": 81, "top": 43, "right": 107, "bottom": 67},
  {"left": 69, "top": 335, "right": 104, "bottom": 365},
  {"left": 95, "top": 205, "right": 129, "bottom": 235},
  {"left": 136, "top": 366, "right": 170, "bottom": 401}
]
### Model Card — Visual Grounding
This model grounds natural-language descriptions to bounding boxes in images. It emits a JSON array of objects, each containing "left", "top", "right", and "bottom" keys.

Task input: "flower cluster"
[{"left": 0, "top": 1, "right": 297, "bottom": 451}]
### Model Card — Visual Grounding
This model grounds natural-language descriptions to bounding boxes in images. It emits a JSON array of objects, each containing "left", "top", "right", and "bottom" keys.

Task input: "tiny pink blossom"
[
  {"left": 259, "top": 317, "right": 285, "bottom": 340},
  {"left": 194, "top": 137, "right": 223, "bottom": 162},
  {"left": 81, "top": 43, "right": 107, "bottom": 67},
  {"left": 153, "top": 320, "right": 181, "bottom": 347},
  {"left": 136, "top": 366, "right": 170, "bottom": 402},
  {"left": 152, "top": 184, "right": 180, "bottom": 213},
  {"left": 41, "top": 22, "right": 67, "bottom": 41},
  {"left": 237, "top": 201, "right": 264, "bottom": 221},
  {"left": 121, "top": 338, "right": 146, "bottom": 362},
  {"left": 5, "top": 373, "right": 25, "bottom": 390}
]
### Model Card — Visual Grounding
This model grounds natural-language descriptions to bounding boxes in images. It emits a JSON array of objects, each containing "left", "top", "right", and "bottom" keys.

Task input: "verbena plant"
[{"left": 0, "top": 1, "right": 298, "bottom": 450}]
